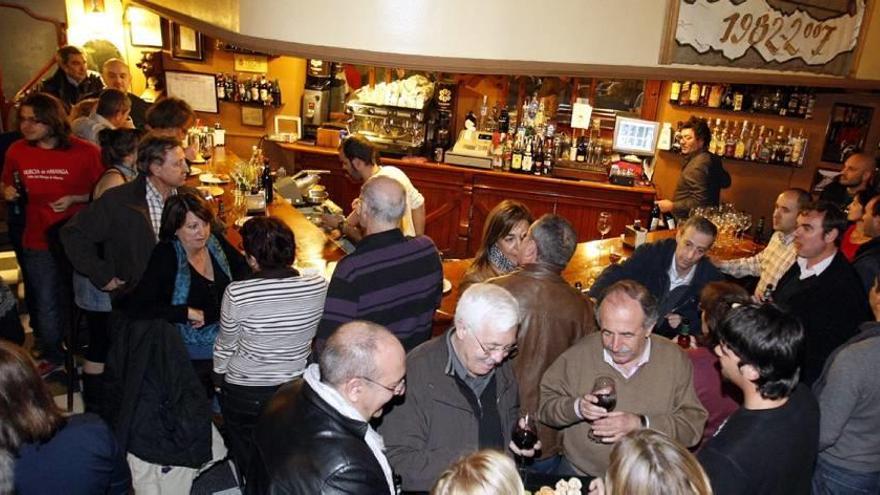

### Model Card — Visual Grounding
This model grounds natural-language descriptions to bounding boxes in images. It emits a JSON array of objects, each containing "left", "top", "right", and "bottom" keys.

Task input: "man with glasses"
[
  {"left": 249, "top": 321, "right": 406, "bottom": 494},
  {"left": 540, "top": 280, "right": 706, "bottom": 477},
  {"left": 315, "top": 175, "right": 442, "bottom": 353},
  {"left": 490, "top": 214, "right": 596, "bottom": 473},
  {"left": 381, "top": 283, "right": 536, "bottom": 492}
]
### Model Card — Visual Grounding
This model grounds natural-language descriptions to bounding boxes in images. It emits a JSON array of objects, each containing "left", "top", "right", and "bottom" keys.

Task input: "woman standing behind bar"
[
  {"left": 126, "top": 192, "right": 247, "bottom": 397},
  {"left": 0, "top": 341, "right": 130, "bottom": 494},
  {"left": 213, "top": 216, "right": 327, "bottom": 477},
  {"left": 460, "top": 200, "right": 533, "bottom": 294}
]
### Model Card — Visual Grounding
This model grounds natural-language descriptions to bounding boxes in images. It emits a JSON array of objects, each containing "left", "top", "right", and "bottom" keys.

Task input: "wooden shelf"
[
  {"left": 659, "top": 149, "right": 804, "bottom": 169},
  {"left": 669, "top": 102, "right": 812, "bottom": 121}
]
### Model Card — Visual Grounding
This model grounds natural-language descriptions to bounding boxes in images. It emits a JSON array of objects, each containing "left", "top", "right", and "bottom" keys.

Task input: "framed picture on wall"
[
  {"left": 164, "top": 71, "right": 218, "bottom": 113},
  {"left": 821, "top": 103, "right": 874, "bottom": 163},
  {"left": 241, "top": 106, "right": 264, "bottom": 127},
  {"left": 127, "top": 6, "right": 164, "bottom": 48},
  {"left": 171, "top": 22, "right": 203, "bottom": 61},
  {"left": 812, "top": 167, "right": 842, "bottom": 194}
]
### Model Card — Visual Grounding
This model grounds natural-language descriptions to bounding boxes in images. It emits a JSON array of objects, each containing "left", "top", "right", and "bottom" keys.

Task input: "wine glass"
[
  {"left": 597, "top": 211, "right": 612, "bottom": 240},
  {"left": 199, "top": 132, "right": 215, "bottom": 170},
  {"left": 512, "top": 411, "right": 538, "bottom": 476},
  {"left": 588, "top": 375, "right": 617, "bottom": 443}
]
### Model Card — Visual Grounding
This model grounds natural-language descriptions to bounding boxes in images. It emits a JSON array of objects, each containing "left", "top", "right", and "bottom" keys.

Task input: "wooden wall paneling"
[{"left": 401, "top": 165, "right": 472, "bottom": 257}]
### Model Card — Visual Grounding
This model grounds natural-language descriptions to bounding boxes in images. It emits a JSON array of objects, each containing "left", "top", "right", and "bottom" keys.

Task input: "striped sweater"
[
  {"left": 316, "top": 229, "right": 443, "bottom": 349},
  {"left": 214, "top": 271, "right": 328, "bottom": 386}
]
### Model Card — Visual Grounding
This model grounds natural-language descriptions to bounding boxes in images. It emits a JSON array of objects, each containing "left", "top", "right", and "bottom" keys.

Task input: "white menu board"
[{"left": 164, "top": 71, "right": 218, "bottom": 113}]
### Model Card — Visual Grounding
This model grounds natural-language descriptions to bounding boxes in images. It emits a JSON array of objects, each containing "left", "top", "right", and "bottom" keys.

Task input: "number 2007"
[{"left": 719, "top": 12, "right": 837, "bottom": 57}]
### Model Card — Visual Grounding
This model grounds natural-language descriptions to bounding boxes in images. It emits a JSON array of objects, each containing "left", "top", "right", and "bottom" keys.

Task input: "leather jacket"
[
  {"left": 490, "top": 262, "right": 597, "bottom": 458},
  {"left": 247, "top": 380, "right": 390, "bottom": 495}
]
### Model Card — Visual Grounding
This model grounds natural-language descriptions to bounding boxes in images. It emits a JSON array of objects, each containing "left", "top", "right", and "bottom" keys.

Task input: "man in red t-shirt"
[{"left": 1, "top": 93, "right": 103, "bottom": 372}]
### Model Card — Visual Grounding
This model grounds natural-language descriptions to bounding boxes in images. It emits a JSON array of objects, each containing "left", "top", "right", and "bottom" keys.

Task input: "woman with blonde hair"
[
  {"left": 589, "top": 429, "right": 712, "bottom": 495},
  {"left": 432, "top": 449, "right": 524, "bottom": 495}
]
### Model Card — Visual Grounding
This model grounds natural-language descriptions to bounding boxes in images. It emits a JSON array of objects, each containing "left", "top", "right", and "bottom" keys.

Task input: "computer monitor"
[{"left": 612, "top": 116, "right": 660, "bottom": 156}]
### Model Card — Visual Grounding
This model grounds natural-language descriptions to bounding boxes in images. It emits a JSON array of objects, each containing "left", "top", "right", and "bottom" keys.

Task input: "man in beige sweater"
[{"left": 539, "top": 280, "right": 707, "bottom": 476}]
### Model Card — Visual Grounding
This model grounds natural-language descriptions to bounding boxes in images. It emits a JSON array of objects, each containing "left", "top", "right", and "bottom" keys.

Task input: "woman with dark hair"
[
  {"left": 213, "top": 215, "right": 327, "bottom": 476},
  {"left": 71, "top": 127, "right": 142, "bottom": 413},
  {"left": 0, "top": 340, "right": 130, "bottom": 494},
  {"left": 127, "top": 191, "right": 247, "bottom": 397},
  {"left": 688, "top": 281, "right": 749, "bottom": 445},
  {"left": 460, "top": 200, "right": 533, "bottom": 293},
  {"left": 841, "top": 188, "right": 875, "bottom": 261}
]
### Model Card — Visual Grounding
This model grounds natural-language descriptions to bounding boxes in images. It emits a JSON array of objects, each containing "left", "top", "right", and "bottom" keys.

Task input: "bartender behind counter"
[
  {"left": 322, "top": 135, "right": 426, "bottom": 242},
  {"left": 656, "top": 116, "right": 731, "bottom": 220}
]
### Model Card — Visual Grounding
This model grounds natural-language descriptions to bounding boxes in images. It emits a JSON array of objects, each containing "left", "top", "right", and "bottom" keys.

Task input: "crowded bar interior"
[{"left": 1, "top": 0, "right": 879, "bottom": 493}]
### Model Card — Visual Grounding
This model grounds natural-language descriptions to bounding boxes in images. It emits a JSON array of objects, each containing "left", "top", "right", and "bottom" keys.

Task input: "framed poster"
[
  {"left": 660, "top": 0, "right": 868, "bottom": 76},
  {"left": 812, "top": 167, "right": 842, "bottom": 194},
  {"left": 164, "top": 71, "right": 218, "bottom": 113},
  {"left": 821, "top": 103, "right": 873, "bottom": 163},
  {"left": 127, "top": 6, "right": 164, "bottom": 48},
  {"left": 171, "top": 22, "right": 203, "bottom": 61}
]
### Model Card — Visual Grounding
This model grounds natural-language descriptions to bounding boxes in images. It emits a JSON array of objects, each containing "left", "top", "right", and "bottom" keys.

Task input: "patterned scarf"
[
  {"left": 488, "top": 244, "right": 517, "bottom": 273},
  {"left": 172, "top": 236, "right": 231, "bottom": 357}
]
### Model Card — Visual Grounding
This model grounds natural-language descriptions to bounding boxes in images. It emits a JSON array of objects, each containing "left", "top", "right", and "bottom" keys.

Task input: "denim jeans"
[
  {"left": 22, "top": 249, "right": 70, "bottom": 364},
  {"left": 812, "top": 456, "right": 880, "bottom": 494},
  {"left": 218, "top": 381, "right": 280, "bottom": 477}
]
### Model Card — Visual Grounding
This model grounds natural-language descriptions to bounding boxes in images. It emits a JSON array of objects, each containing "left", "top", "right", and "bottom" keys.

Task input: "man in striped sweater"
[{"left": 315, "top": 175, "right": 443, "bottom": 354}]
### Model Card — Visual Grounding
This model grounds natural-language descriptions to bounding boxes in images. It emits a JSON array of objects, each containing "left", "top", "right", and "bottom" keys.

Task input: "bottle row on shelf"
[
  {"left": 669, "top": 81, "right": 816, "bottom": 120},
  {"left": 215, "top": 73, "right": 282, "bottom": 107},
  {"left": 662, "top": 117, "right": 807, "bottom": 167}
]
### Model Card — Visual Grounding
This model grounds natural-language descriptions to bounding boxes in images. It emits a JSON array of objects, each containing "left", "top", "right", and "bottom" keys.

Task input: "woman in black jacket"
[{"left": 126, "top": 191, "right": 247, "bottom": 397}]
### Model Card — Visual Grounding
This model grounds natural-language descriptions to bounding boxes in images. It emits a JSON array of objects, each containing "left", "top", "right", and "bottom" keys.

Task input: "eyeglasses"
[
  {"left": 471, "top": 331, "right": 518, "bottom": 358},
  {"left": 359, "top": 375, "right": 406, "bottom": 395}
]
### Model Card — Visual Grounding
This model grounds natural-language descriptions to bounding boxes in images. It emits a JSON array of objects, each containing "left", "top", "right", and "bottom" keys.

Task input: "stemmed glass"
[
  {"left": 588, "top": 375, "right": 617, "bottom": 443},
  {"left": 199, "top": 132, "right": 214, "bottom": 170},
  {"left": 597, "top": 212, "right": 612, "bottom": 240},
  {"left": 512, "top": 411, "right": 538, "bottom": 478}
]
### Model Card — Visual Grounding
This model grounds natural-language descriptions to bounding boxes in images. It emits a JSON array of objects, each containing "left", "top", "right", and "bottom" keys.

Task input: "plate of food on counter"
[
  {"left": 188, "top": 166, "right": 203, "bottom": 176},
  {"left": 199, "top": 172, "right": 231, "bottom": 184},
  {"left": 196, "top": 185, "right": 224, "bottom": 198}
]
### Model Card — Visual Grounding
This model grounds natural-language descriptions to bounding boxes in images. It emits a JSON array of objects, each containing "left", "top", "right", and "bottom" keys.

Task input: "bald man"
[
  {"left": 250, "top": 321, "right": 405, "bottom": 493},
  {"left": 316, "top": 175, "right": 443, "bottom": 353},
  {"left": 820, "top": 152, "right": 878, "bottom": 211},
  {"left": 99, "top": 58, "right": 149, "bottom": 128}
]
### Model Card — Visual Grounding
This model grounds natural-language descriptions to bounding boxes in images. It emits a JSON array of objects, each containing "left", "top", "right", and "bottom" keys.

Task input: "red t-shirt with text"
[{"left": 2, "top": 137, "right": 104, "bottom": 250}]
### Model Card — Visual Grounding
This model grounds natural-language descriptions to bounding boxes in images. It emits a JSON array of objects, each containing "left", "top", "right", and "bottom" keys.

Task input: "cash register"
[{"left": 442, "top": 128, "right": 494, "bottom": 169}]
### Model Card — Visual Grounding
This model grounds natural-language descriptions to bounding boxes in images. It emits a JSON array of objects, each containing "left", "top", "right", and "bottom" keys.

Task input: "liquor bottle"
[
  {"left": 783, "top": 128, "right": 794, "bottom": 165},
  {"left": 677, "top": 320, "right": 692, "bottom": 349},
  {"left": 498, "top": 107, "right": 510, "bottom": 134},
  {"left": 232, "top": 75, "right": 240, "bottom": 102},
  {"left": 709, "top": 119, "right": 722, "bottom": 155},
  {"left": 669, "top": 81, "right": 682, "bottom": 103},
  {"left": 698, "top": 84, "right": 709, "bottom": 106},
  {"left": 679, "top": 81, "right": 692, "bottom": 105},
  {"left": 743, "top": 123, "right": 756, "bottom": 160},
  {"left": 734, "top": 121, "right": 748, "bottom": 160},
  {"left": 262, "top": 160, "right": 274, "bottom": 204},
  {"left": 501, "top": 134, "right": 513, "bottom": 172},
  {"left": 804, "top": 91, "right": 816, "bottom": 119},
  {"left": 521, "top": 137, "right": 534, "bottom": 173},
  {"left": 790, "top": 128, "right": 806, "bottom": 167},
  {"left": 671, "top": 122, "right": 683, "bottom": 153},
  {"left": 240, "top": 78, "right": 250, "bottom": 103},
  {"left": 533, "top": 137, "right": 544, "bottom": 176},
  {"left": 543, "top": 136, "right": 555, "bottom": 176},
  {"left": 576, "top": 136, "right": 587, "bottom": 162},
  {"left": 511, "top": 134, "right": 523, "bottom": 172},
  {"left": 258, "top": 76, "right": 269, "bottom": 104},
  {"left": 759, "top": 129, "right": 773, "bottom": 163},
  {"left": 689, "top": 81, "right": 701, "bottom": 106},
  {"left": 478, "top": 95, "right": 489, "bottom": 131},
  {"left": 216, "top": 74, "right": 226, "bottom": 101},
  {"left": 704, "top": 84, "right": 719, "bottom": 108},
  {"left": 722, "top": 85, "right": 735, "bottom": 110},
  {"left": 271, "top": 79, "right": 282, "bottom": 108},
  {"left": 774, "top": 126, "right": 787, "bottom": 163},
  {"left": 10, "top": 171, "right": 26, "bottom": 216},
  {"left": 250, "top": 76, "right": 260, "bottom": 102},
  {"left": 771, "top": 87, "right": 783, "bottom": 114},
  {"left": 750, "top": 125, "right": 765, "bottom": 161},
  {"left": 724, "top": 122, "right": 737, "bottom": 158},
  {"left": 491, "top": 134, "right": 504, "bottom": 170},
  {"left": 733, "top": 86, "right": 745, "bottom": 112},
  {"left": 649, "top": 203, "right": 665, "bottom": 231},
  {"left": 787, "top": 87, "right": 800, "bottom": 117}
]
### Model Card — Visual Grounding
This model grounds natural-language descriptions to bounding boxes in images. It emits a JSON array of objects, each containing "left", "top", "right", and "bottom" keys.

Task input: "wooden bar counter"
[{"left": 270, "top": 141, "right": 657, "bottom": 259}]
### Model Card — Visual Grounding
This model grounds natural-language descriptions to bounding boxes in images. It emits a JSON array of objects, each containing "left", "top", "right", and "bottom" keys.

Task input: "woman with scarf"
[
  {"left": 460, "top": 200, "right": 533, "bottom": 294},
  {"left": 126, "top": 191, "right": 247, "bottom": 398}
]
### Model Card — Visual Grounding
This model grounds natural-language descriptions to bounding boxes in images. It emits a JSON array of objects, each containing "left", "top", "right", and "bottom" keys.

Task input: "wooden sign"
[{"left": 661, "top": 0, "right": 868, "bottom": 76}]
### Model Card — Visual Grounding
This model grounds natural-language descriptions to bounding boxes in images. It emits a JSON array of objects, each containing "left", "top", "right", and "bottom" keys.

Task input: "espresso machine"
[{"left": 301, "top": 59, "right": 332, "bottom": 140}]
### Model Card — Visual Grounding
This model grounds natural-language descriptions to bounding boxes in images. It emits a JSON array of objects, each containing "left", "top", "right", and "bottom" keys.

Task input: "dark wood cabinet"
[{"left": 275, "top": 142, "right": 655, "bottom": 258}]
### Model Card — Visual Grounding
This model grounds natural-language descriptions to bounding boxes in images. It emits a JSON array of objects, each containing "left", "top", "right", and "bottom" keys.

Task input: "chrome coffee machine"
[{"left": 302, "top": 59, "right": 332, "bottom": 139}]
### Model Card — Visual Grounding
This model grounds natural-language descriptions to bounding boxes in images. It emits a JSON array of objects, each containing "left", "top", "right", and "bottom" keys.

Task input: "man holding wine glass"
[{"left": 540, "top": 280, "right": 706, "bottom": 477}]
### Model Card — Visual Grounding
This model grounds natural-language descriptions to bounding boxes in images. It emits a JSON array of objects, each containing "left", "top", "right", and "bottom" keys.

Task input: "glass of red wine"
[
  {"left": 512, "top": 411, "right": 537, "bottom": 477},
  {"left": 588, "top": 375, "right": 617, "bottom": 443}
]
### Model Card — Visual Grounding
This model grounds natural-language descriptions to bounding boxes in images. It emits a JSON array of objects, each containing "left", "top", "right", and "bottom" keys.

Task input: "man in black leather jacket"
[
  {"left": 36, "top": 45, "right": 103, "bottom": 110},
  {"left": 247, "top": 321, "right": 406, "bottom": 494}
]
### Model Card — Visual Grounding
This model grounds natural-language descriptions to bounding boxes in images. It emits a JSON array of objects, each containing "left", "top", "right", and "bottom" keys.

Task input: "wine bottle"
[
  {"left": 511, "top": 134, "right": 523, "bottom": 172},
  {"left": 669, "top": 81, "right": 682, "bottom": 103},
  {"left": 262, "top": 160, "right": 274, "bottom": 204},
  {"left": 649, "top": 204, "right": 665, "bottom": 231},
  {"left": 521, "top": 137, "right": 534, "bottom": 173}
]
